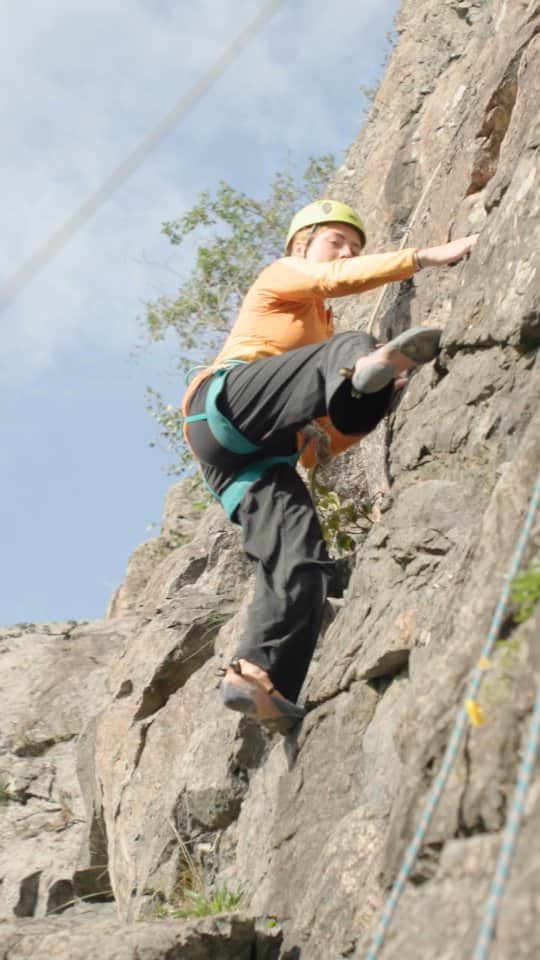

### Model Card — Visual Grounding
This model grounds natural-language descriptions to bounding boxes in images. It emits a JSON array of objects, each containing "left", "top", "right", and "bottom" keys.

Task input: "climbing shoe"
[
  {"left": 351, "top": 326, "right": 441, "bottom": 394},
  {"left": 220, "top": 660, "right": 306, "bottom": 735}
]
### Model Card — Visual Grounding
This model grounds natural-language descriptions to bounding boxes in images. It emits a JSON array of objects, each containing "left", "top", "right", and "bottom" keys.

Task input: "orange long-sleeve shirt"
[{"left": 182, "top": 248, "right": 418, "bottom": 464}]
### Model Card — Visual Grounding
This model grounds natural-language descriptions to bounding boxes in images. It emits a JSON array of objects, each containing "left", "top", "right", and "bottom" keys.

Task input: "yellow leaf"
[
  {"left": 465, "top": 699, "right": 486, "bottom": 727},
  {"left": 478, "top": 657, "right": 492, "bottom": 671}
]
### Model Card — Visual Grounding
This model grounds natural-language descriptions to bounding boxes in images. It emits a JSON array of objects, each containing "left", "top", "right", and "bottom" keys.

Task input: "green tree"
[{"left": 143, "top": 155, "right": 336, "bottom": 473}]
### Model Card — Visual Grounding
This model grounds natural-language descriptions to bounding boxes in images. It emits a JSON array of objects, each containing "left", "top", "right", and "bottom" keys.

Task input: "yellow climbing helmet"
[{"left": 285, "top": 199, "right": 367, "bottom": 252}]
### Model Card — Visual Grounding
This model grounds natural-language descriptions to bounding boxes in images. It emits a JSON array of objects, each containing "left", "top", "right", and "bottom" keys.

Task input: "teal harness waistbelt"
[{"left": 183, "top": 364, "right": 300, "bottom": 521}]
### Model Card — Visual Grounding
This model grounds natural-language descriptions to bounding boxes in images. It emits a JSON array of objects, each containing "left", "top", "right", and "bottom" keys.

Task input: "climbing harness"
[
  {"left": 182, "top": 363, "right": 301, "bottom": 520},
  {"left": 364, "top": 468, "right": 540, "bottom": 960},
  {"left": 185, "top": 366, "right": 260, "bottom": 455}
]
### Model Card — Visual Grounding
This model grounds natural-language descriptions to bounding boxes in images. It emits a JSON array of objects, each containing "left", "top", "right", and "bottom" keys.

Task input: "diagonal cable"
[{"left": 0, "top": 0, "right": 286, "bottom": 307}]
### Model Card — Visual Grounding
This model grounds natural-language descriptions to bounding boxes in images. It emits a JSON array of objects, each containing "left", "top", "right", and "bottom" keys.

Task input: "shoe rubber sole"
[
  {"left": 220, "top": 679, "right": 306, "bottom": 735},
  {"left": 220, "top": 683, "right": 258, "bottom": 715},
  {"left": 391, "top": 327, "right": 441, "bottom": 362},
  {"left": 352, "top": 327, "right": 441, "bottom": 394}
]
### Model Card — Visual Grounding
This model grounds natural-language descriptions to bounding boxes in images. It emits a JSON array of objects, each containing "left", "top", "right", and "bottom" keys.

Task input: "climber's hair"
[{"left": 287, "top": 224, "right": 321, "bottom": 257}]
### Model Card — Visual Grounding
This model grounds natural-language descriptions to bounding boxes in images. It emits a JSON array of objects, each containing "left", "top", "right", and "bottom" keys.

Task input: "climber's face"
[{"left": 305, "top": 222, "right": 364, "bottom": 262}]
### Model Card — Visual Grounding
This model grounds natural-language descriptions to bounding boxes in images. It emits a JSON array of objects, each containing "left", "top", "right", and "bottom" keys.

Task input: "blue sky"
[{"left": 1, "top": 0, "right": 399, "bottom": 625}]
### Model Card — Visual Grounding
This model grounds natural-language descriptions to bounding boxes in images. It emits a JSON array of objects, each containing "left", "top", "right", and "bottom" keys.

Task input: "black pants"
[{"left": 186, "top": 332, "right": 393, "bottom": 702}]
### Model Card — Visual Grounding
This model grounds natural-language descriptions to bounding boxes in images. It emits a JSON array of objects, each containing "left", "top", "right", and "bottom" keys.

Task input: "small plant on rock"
[
  {"left": 0, "top": 774, "right": 10, "bottom": 806},
  {"left": 310, "top": 473, "right": 376, "bottom": 555},
  {"left": 188, "top": 472, "right": 214, "bottom": 512},
  {"left": 510, "top": 565, "right": 540, "bottom": 623},
  {"left": 169, "top": 883, "right": 244, "bottom": 919},
  {"left": 150, "top": 821, "right": 243, "bottom": 921}
]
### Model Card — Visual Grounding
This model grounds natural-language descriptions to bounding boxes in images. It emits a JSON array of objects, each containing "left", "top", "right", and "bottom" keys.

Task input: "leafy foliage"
[
  {"left": 510, "top": 565, "right": 540, "bottom": 623},
  {"left": 167, "top": 883, "right": 244, "bottom": 919},
  {"left": 151, "top": 884, "right": 243, "bottom": 921},
  {"left": 146, "top": 156, "right": 335, "bottom": 365},
  {"left": 0, "top": 774, "right": 10, "bottom": 805},
  {"left": 148, "top": 819, "right": 244, "bottom": 921},
  {"left": 144, "top": 155, "right": 335, "bottom": 474},
  {"left": 310, "top": 471, "right": 375, "bottom": 555}
]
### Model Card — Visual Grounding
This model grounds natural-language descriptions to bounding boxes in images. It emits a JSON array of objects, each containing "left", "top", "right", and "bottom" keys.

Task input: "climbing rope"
[
  {"left": 364, "top": 468, "right": 540, "bottom": 960},
  {"left": 1, "top": 0, "right": 287, "bottom": 307},
  {"left": 366, "top": 160, "right": 443, "bottom": 335},
  {"left": 472, "top": 685, "right": 540, "bottom": 959}
]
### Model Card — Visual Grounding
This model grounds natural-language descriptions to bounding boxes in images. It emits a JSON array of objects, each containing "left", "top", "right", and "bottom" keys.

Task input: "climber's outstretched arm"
[{"left": 416, "top": 233, "right": 479, "bottom": 268}]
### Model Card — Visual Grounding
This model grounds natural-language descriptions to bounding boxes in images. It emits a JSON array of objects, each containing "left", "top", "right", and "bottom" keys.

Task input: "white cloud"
[{"left": 1, "top": 0, "right": 399, "bottom": 382}]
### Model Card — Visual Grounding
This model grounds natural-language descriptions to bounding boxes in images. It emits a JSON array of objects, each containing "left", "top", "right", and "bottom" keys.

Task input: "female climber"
[{"left": 181, "top": 199, "right": 478, "bottom": 733}]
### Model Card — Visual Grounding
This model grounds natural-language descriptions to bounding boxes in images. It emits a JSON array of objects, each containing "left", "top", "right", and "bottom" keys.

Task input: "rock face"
[
  {"left": 0, "top": 914, "right": 282, "bottom": 960},
  {"left": 0, "top": 620, "right": 128, "bottom": 918},
  {"left": 1, "top": 1, "right": 539, "bottom": 957}
]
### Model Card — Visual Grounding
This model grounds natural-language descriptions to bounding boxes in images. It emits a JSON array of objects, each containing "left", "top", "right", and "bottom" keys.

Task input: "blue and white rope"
[
  {"left": 365, "top": 470, "right": 540, "bottom": 960},
  {"left": 472, "top": 688, "right": 540, "bottom": 959}
]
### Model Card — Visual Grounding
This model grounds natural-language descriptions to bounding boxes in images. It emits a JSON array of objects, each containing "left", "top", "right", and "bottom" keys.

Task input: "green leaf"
[{"left": 510, "top": 566, "right": 540, "bottom": 623}]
